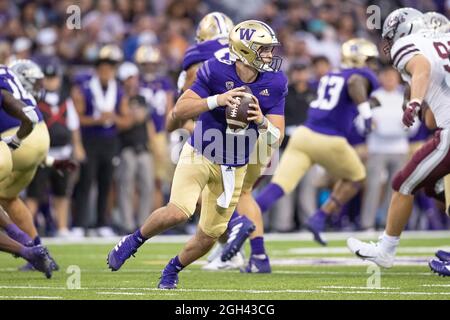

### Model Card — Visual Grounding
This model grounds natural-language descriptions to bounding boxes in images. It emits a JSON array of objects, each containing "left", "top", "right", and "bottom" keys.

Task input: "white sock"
[{"left": 379, "top": 231, "right": 400, "bottom": 254}]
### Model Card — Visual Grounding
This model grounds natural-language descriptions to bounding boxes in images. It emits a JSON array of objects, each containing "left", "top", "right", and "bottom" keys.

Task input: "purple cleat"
[
  {"left": 435, "top": 250, "right": 450, "bottom": 263},
  {"left": 241, "top": 254, "right": 271, "bottom": 273},
  {"left": 306, "top": 212, "right": 328, "bottom": 246},
  {"left": 107, "top": 235, "right": 139, "bottom": 271},
  {"left": 21, "top": 245, "right": 53, "bottom": 279},
  {"left": 221, "top": 216, "right": 255, "bottom": 262},
  {"left": 157, "top": 265, "right": 179, "bottom": 289},
  {"left": 429, "top": 259, "right": 450, "bottom": 277},
  {"left": 19, "top": 247, "right": 59, "bottom": 272}
]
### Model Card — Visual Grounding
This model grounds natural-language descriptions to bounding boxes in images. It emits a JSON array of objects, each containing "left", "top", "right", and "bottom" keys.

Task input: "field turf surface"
[{"left": 0, "top": 231, "right": 449, "bottom": 300}]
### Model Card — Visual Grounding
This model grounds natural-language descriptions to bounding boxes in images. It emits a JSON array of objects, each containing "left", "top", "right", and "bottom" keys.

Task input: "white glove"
[
  {"left": 2, "top": 135, "right": 21, "bottom": 150},
  {"left": 22, "top": 106, "right": 39, "bottom": 125}
]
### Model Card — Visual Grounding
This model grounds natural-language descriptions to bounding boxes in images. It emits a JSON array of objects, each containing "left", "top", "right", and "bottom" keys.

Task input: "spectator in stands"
[
  {"left": 72, "top": 45, "right": 131, "bottom": 237},
  {"left": 360, "top": 66, "right": 408, "bottom": 230},
  {"left": 116, "top": 62, "right": 154, "bottom": 233}
]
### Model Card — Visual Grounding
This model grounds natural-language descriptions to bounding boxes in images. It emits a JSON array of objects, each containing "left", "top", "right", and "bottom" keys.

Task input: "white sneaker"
[
  {"left": 347, "top": 237, "right": 395, "bottom": 268},
  {"left": 70, "top": 227, "right": 85, "bottom": 238},
  {"left": 97, "top": 227, "right": 117, "bottom": 238},
  {"left": 206, "top": 243, "right": 225, "bottom": 262},
  {"left": 55, "top": 229, "right": 71, "bottom": 239},
  {"left": 202, "top": 251, "right": 245, "bottom": 271}
]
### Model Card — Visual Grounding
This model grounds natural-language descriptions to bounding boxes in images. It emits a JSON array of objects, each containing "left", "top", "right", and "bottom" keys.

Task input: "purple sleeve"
[
  {"left": 267, "top": 96, "right": 285, "bottom": 115},
  {"left": 190, "top": 60, "right": 212, "bottom": 98},
  {"left": 0, "top": 76, "right": 9, "bottom": 91},
  {"left": 266, "top": 74, "right": 287, "bottom": 115},
  {"left": 182, "top": 44, "right": 203, "bottom": 71}
]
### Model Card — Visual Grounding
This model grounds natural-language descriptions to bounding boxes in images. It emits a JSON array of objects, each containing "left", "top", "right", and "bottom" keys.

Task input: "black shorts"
[{"left": 27, "top": 166, "right": 70, "bottom": 200}]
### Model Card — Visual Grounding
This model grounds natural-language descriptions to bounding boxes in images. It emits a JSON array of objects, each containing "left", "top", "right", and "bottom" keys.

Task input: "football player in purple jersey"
[
  {"left": 166, "top": 11, "right": 234, "bottom": 133},
  {"left": 0, "top": 59, "right": 58, "bottom": 274},
  {"left": 107, "top": 20, "right": 287, "bottom": 288}
]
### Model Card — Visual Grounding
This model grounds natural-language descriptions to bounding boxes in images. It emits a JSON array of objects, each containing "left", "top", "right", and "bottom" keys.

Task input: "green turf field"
[{"left": 0, "top": 231, "right": 449, "bottom": 300}]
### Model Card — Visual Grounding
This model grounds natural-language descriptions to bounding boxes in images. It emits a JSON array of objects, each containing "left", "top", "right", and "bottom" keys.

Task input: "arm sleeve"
[
  {"left": 66, "top": 98, "right": 80, "bottom": 131},
  {"left": 266, "top": 74, "right": 288, "bottom": 115}
]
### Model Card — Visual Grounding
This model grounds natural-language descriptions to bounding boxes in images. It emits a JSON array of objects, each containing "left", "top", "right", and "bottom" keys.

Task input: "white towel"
[
  {"left": 217, "top": 165, "right": 236, "bottom": 209},
  {"left": 89, "top": 76, "right": 117, "bottom": 124}
]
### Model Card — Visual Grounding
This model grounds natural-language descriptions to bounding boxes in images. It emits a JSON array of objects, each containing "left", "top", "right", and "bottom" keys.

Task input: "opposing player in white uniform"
[{"left": 348, "top": 8, "right": 450, "bottom": 269}]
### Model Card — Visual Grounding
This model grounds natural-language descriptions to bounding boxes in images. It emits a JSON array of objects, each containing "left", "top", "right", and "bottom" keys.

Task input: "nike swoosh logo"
[{"left": 355, "top": 250, "right": 376, "bottom": 259}]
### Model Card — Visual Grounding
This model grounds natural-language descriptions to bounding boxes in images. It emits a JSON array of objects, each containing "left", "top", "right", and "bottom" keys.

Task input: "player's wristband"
[
  {"left": 44, "top": 155, "right": 55, "bottom": 167},
  {"left": 206, "top": 95, "right": 219, "bottom": 110},
  {"left": 357, "top": 101, "right": 372, "bottom": 120},
  {"left": 258, "top": 118, "right": 280, "bottom": 146},
  {"left": 22, "top": 106, "right": 39, "bottom": 125},
  {"left": 256, "top": 116, "right": 268, "bottom": 128}
]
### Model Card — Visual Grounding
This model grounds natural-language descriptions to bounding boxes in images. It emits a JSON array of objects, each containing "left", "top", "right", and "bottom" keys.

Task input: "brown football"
[{"left": 226, "top": 85, "right": 253, "bottom": 131}]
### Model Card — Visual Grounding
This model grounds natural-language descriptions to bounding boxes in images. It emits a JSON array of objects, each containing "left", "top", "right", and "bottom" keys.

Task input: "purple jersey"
[
  {"left": 139, "top": 76, "right": 174, "bottom": 133},
  {"left": 304, "top": 67, "right": 379, "bottom": 137},
  {"left": 78, "top": 76, "right": 124, "bottom": 138},
  {"left": 182, "top": 39, "right": 230, "bottom": 71},
  {"left": 0, "top": 66, "right": 44, "bottom": 132},
  {"left": 346, "top": 121, "right": 366, "bottom": 146},
  {"left": 189, "top": 58, "right": 287, "bottom": 166}
]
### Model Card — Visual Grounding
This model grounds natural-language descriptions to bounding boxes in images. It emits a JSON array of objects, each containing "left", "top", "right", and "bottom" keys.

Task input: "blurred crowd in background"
[{"left": 0, "top": 0, "right": 449, "bottom": 238}]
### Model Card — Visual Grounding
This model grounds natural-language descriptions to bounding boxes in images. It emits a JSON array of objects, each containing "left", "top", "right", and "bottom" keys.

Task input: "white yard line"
[
  {"left": 1, "top": 285, "right": 447, "bottom": 297},
  {"left": 320, "top": 286, "right": 400, "bottom": 290},
  {"left": 0, "top": 295, "right": 63, "bottom": 299},
  {"left": 0, "top": 285, "right": 67, "bottom": 290},
  {"left": 279, "top": 247, "right": 450, "bottom": 255},
  {"left": 40, "top": 230, "right": 450, "bottom": 245},
  {"left": 271, "top": 270, "right": 434, "bottom": 276},
  {"left": 192, "top": 256, "right": 431, "bottom": 267},
  {"left": 96, "top": 292, "right": 146, "bottom": 296},
  {"left": 90, "top": 288, "right": 450, "bottom": 296},
  {"left": 97, "top": 291, "right": 177, "bottom": 296},
  {"left": 421, "top": 284, "right": 450, "bottom": 287}
]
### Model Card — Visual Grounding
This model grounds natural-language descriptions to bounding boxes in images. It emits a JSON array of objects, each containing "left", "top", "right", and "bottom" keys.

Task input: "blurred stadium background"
[
  {"left": 0, "top": 0, "right": 449, "bottom": 300},
  {"left": 0, "top": 0, "right": 448, "bottom": 238}
]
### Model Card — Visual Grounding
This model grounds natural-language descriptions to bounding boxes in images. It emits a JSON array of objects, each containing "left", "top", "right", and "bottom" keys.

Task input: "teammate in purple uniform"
[
  {"left": 167, "top": 11, "right": 234, "bottom": 133},
  {"left": 107, "top": 20, "right": 287, "bottom": 289},
  {"left": 0, "top": 60, "right": 58, "bottom": 274},
  {"left": 0, "top": 206, "right": 52, "bottom": 278},
  {"left": 228, "top": 39, "right": 380, "bottom": 254},
  {"left": 166, "top": 12, "right": 253, "bottom": 271}
]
